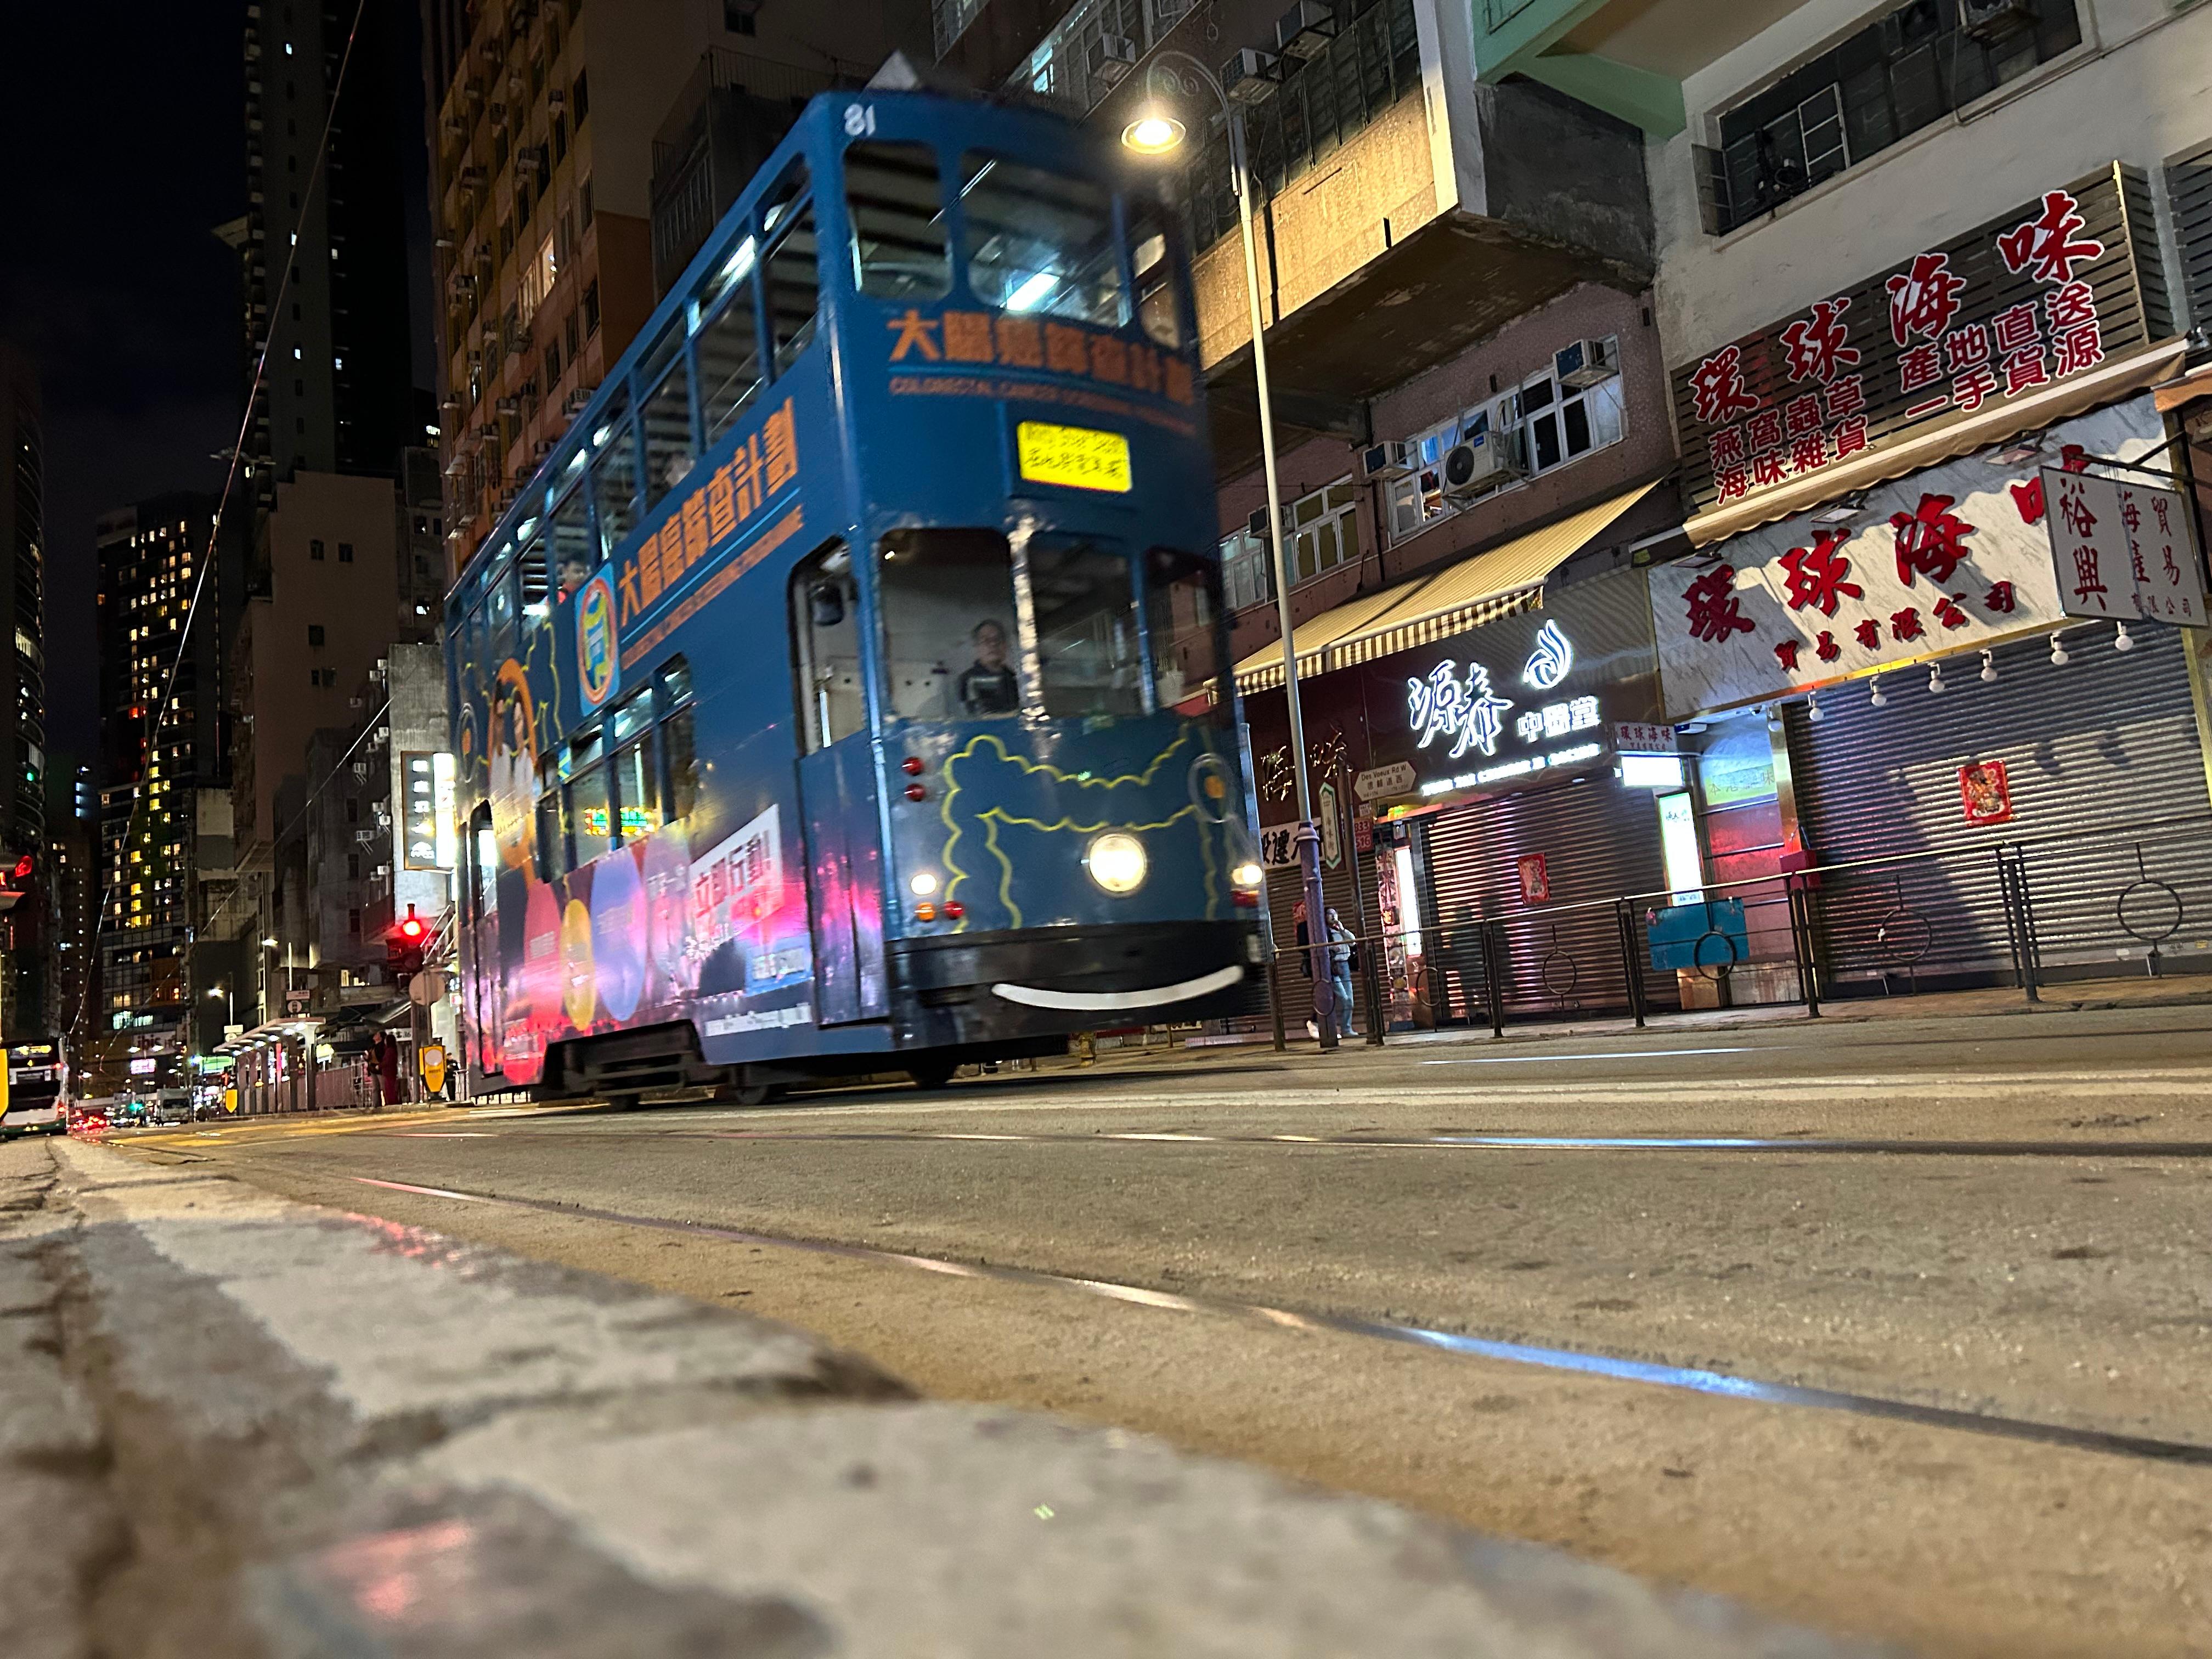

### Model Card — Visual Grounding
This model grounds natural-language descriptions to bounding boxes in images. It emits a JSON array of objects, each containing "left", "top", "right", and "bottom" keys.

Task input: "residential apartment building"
[
  {"left": 425, "top": 0, "right": 928, "bottom": 578},
  {"left": 0, "top": 343, "right": 47, "bottom": 1044},
  {"left": 93, "top": 495, "right": 244, "bottom": 1043}
]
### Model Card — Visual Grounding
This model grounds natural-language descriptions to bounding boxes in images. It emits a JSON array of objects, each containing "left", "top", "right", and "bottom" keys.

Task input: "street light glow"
[{"left": 1121, "top": 111, "right": 1186, "bottom": 155}]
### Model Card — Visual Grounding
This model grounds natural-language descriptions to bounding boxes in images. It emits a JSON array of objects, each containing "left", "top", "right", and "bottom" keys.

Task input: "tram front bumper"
[{"left": 887, "top": 921, "right": 1265, "bottom": 1048}]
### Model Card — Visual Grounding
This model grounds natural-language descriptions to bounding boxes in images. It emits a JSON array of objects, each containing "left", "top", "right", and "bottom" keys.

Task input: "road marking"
[
  {"left": 1421, "top": 1047, "right": 1767, "bottom": 1064},
  {"left": 342, "top": 1173, "right": 2212, "bottom": 1468},
  {"left": 388, "top": 1131, "right": 499, "bottom": 1138}
]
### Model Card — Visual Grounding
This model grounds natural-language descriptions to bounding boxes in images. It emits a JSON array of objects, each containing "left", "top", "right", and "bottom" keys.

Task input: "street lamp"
[
  {"left": 207, "top": 984, "right": 233, "bottom": 1026},
  {"left": 1124, "top": 55, "right": 1339, "bottom": 1048}
]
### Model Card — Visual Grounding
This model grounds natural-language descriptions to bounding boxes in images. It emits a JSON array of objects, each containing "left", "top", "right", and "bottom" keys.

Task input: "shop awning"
[
  {"left": 1233, "top": 482, "right": 1658, "bottom": 694},
  {"left": 1684, "top": 338, "right": 2189, "bottom": 546},
  {"left": 2154, "top": 361, "right": 2212, "bottom": 413}
]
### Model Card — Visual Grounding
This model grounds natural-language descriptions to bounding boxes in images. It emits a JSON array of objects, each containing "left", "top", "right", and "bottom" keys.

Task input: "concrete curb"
[{"left": 14, "top": 1137, "right": 1904, "bottom": 1657}]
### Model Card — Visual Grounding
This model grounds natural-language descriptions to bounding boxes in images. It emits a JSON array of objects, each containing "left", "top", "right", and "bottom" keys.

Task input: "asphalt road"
[{"left": 126, "top": 1006, "right": 2212, "bottom": 1658}]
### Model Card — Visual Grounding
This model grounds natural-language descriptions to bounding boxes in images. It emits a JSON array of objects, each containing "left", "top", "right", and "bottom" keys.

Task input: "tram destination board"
[{"left": 1016, "top": 420, "right": 1132, "bottom": 493}]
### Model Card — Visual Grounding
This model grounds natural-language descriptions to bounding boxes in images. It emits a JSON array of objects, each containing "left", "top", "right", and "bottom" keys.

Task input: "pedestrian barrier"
[{"left": 1248, "top": 808, "right": 2212, "bottom": 1045}]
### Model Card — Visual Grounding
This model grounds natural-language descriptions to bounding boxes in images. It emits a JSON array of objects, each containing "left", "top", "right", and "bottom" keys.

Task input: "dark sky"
[{"left": 0, "top": 5, "right": 431, "bottom": 771}]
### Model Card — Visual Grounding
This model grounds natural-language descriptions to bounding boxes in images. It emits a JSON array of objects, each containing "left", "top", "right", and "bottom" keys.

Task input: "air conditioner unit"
[
  {"left": 1275, "top": 0, "right": 1339, "bottom": 59},
  {"left": 1361, "top": 439, "right": 1415, "bottom": 481},
  {"left": 1221, "top": 47, "right": 1280, "bottom": 107},
  {"left": 1086, "top": 34, "right": 1138, "bottom": 86},
  {"left": 1959, "top": 0, "right": 2033, "bottom": 38},
  {"left": 1245, "top": 506, "right": 1271, "bottom": 538},
  {"left": 1554, "top": 336, "right": 1618, "bottom": 390},
  {"left": 1441, "top": 430, "right": 1522, "bottom": 500}
]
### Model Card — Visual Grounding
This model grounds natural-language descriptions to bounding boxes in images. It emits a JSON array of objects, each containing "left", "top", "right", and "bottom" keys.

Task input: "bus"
[
  {"left": 445, "top": 88, "right": 1265, "bottom": 1104},
  {"left": 1, "top": 1041, "right": 65, "bottom": 1137}
]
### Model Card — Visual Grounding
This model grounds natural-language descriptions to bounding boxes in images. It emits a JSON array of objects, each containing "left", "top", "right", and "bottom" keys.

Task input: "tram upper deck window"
[
  {"left": 877, "top": 529, "right": 1019, "bottom": 722},
  {"left": 590, "top": 393, "right": 637, "bottom": 558},
  {"left": 1146, "top": 548, "right": 1224, "bottom": 718},
  {"left": 766, "top": 204, "right": 819, "bottom": 378},
  {"left": 1029, "top": 536, "right": 1143, "bottom": 718},
  {"left": 960, "top": 154, "right": 1127, "bottom": 328},
  {"left": 792, "top": 544, "right": 867, "bottom": 749},
  {"left": 697, "top": 245, "right": 763, "bottom": 448},
  {"left": 517, "top": 525, "right": 551, "bottom": 620},
  {"left": 847, "top": 141, "right": 949, "bottom": 300},
  {"left": 1128, "top": 201, "right": 1183, "bottom": 351},
  {"left": 550, "top": 485, "right": 593, "bottom": 598},
  {"left": 639, "top": 321, "right": 697, "bottom": 511}
]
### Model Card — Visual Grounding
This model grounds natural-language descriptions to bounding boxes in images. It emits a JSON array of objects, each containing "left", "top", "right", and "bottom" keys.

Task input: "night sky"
[{"left": 0, "top": 6, "right": 431, "bottom": 772}]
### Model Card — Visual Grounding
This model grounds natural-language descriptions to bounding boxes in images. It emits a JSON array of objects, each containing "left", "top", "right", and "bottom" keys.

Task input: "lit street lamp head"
[{"left": 1121, "top": 110, "right": 1186, "bottom": 156}]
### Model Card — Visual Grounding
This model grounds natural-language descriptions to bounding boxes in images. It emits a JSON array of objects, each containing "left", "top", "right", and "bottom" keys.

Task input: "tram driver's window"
[
  {"left": 877, "top": 529, "right": 1018, "bottom": 722},
  {"left": 960, "top": 153, "right": 1128, "bottom": 329},
  {"left": 791, "top": 543, "right": 867, "bottom": 749},
  {"left": 639, "top": 320, "right": 697, "bottom": 510},
  {"left": 1146, "top": 547, "right": 1224, "bottom": 718},
  {"left": 846, "top": 142, "right": 949, "bottom": 300},
  {"left": 1029, "top": 535, "right": 1144, "bottom": 719},
  {"left": 549, "top": 485, "right": 593, "bottom": 598}
]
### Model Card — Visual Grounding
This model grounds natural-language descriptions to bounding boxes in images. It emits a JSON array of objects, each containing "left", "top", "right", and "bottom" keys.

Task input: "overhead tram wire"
[{"left": 73, "top": 0, "right": 374, "bottom": 1057}]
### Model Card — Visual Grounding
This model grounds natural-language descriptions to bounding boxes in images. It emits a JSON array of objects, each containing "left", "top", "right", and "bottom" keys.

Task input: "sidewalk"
[{"left": 3, "top": 1134, "right": 1895, "bottom": 1658}]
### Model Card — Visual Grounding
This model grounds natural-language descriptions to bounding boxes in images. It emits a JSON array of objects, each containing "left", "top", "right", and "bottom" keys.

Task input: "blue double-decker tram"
[{"left": 445, "top": 89, "right": 1267, "bottom": 1102}]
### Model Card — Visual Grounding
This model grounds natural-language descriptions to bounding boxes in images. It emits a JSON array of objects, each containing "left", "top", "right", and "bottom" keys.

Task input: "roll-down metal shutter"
[
  {"left": 1787, "top": 625, "right": 2211, "bottom": 985},
  {"left": 1418, "top": 773, "right": 1668, "bottom": 1019}
]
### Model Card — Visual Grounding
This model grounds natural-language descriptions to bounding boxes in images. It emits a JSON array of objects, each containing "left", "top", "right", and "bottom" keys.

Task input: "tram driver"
[{"left": 956, "top": 619, "right": 1020, "bottom": 716}]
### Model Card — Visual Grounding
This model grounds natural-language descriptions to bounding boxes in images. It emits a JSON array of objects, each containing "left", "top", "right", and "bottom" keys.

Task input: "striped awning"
[{"left": 1233, "top": 483, "right": 1658, "bottom": 694}]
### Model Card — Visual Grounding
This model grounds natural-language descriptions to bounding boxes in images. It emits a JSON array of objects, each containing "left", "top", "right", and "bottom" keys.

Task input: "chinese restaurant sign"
[
  {"left": 1652, "top": 397, "right": 2166, "bottom": 719},
  {"left": 1671, "top": 164, "right": 2161, "bottom": 517}
]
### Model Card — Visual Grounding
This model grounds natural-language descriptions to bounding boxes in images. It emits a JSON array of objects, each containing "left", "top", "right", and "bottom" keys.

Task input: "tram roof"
[{"left": 450, "top": 87, "right": 1115, "bottom": 606}]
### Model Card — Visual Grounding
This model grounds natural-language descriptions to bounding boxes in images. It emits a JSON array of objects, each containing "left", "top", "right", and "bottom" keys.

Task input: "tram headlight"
[
  {"left": 1085, "top": 832, "right": 1148, "bottom": 895},
  {"left": 910, "top": 872, "right": 939, "bottom": 897},
  {"left": 1231, "top": 860, "right": 1265, "bottom": 891}
]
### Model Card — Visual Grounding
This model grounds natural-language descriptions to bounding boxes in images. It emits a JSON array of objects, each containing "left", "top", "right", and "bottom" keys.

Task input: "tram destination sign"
[{"left": 1670, "top": 163, "right": 2163, "bottom": 518}]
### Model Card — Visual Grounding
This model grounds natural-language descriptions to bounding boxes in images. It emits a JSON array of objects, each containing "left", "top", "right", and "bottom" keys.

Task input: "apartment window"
[
  {"left": 307, "top": 624, "right": 324, "bottom": 646},
  {"left": 310, "top": 538, "right": 325, "bottom": 560},
  {"left": 346, "top": 797, "right": 359, "bottom": 823},
  {"left": 580, "top": 176, "right": 595, "bottom": 230},
  {"left": 1384, "top": 341, "right": 1625, "bottom": 540},
  {"left": 347, "top": 853, "right": 360, "bottom": 879},
  {"left": 338, "top": 541, "right": 354, "bottom": 562},
  {"left": 582, "top": 279, "right": 600, "bottom": 336},
  {"left": 348, "top": 908, "right": 361, "bottom": 936},
  {"left": 1218, "top": 526, "right": 1273, "bottom": 612},
  {"left": 1284, "top": 479, "right": 1359, "bottom": 588},
  {"left": 724, "top": 2, "right": 758, "bottom": 33},
  {"left": 1700, "top": 0, "right": 2082, "bottom": 235},
  {"left": 572, "top": 70, "right": 589, "bottom": 123}
]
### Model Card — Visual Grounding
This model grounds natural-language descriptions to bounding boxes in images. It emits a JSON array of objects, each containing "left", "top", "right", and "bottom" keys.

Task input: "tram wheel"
[
  {"left": 606, "top": 1093, "right": 641, "bottom": 1113},
  {"left": 907, "top": 1059, "right": 959, "bottom": 1092},
  {"left": 729, "top": 1082, "right": 785, "bottom": 1107}
]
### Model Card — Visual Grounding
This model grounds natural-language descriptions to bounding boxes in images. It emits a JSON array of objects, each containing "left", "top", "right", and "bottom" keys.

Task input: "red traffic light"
[{"left": 399, "top": 916, "right": 426, "bottom": 940}]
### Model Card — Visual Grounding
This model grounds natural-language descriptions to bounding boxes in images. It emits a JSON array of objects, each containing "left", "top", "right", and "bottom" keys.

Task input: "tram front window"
[
  {"left": 1030, "top": 536, "right": 1144, "bottom": 719},
  {"left": 960, "top": 154, "right": 1127, "bottom": 328},
  {"left": 878, "top": 529, "right": 1020, "bottom": 721},
  {"left": 1146, "top": 548, "right": 1224, "bottom": 716}
]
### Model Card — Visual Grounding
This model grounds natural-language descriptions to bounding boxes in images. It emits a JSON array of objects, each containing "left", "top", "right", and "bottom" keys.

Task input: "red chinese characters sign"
[{"left": 1671, "top": 165, "right": 2155, "bottom": 517}]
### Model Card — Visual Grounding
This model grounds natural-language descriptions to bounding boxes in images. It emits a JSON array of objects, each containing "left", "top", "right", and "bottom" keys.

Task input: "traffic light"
[{"left": 386, "top": 906, "right": 431, "bottom": 981}]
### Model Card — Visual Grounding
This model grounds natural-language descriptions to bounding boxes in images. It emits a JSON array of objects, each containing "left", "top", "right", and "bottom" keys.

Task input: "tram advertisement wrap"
[{"left": 498, "top": 808, "right": 814, "bottom": 1082}]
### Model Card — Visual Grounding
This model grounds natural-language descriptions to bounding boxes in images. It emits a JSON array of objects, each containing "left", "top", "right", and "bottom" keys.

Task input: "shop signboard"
[
  {"left": 1671, "top": 163, "right": 2162, "bottom": 518},
  {"left": 1317, "top": 780, "right": 1343, "bottom": 869},
  {"left": 2044, "top": 469, "right": 2137, "bottom": 620},
  {"left": 1612, "top": 723, "right": 1678, "bottom": 755},
  {"left": 1652, "top": 397, "right": 2166, "bottom": 719},
  {"left": 2118, "top": 480, "right": 2206, "bottom": 625}
]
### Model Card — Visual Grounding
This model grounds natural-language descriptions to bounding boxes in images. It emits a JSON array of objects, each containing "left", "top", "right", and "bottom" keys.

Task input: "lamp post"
[{"left": 1125, "top": 57, "right": 1338, "bottom": 1049}]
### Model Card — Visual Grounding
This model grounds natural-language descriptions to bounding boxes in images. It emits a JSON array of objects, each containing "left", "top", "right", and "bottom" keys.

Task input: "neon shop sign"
[{"left": 1407, "top": 622, "right": 1604, "bottom": 794}]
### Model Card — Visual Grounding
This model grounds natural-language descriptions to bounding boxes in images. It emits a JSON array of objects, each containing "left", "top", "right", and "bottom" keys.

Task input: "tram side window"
[
  {"left": 791, "top": 544, "right": 868, "bottom": 749},
  {"left": 878, "top": 529, "right": 1019, "bottom": 721},
  {"left": 567, "top": 731, "right": 615, "bottom": 865},
  {"left": 591, "top": 394, "right": 638, "bottom": 559},
  {"left": 960, "top": 153, "right": 1128, "bottom": 328},
  {"left": 639, "top": 320, "right": 697, "bottom": 510},
  {"left": 847, "top": 141, "right": 949, "bottom": 300},
  {"left": 697, "top": 250, "right": 763, "bottom": 448},
  {"left": 1128, "top": 200, "right": 1183, "bottom": 351},
  {"left": 550, "top": 485, "right": 593, "bottom": 597},
  {"left": 517, "top": 532, "right": 551, "bottom": 620},
  {"left": 1029, "top": 536, "right": 1144, "bottom": 719},
  {"left": 535, "top": 761, "right": 566, "bottom": 881},
  {"left": 1146, "top": 548, "right": 1224, "bottom": 718},
  {"left": 658, "top": 657, "right": 699, "bottom": 817},
  {"left": 609, "top": 689, "right": 658, "bottom": 838},
  {"left": 470, "top": 806, "right": 497, "bottom": 918},
  {"left": 766, "top": 205, "right": 819, "bottom": 378}
]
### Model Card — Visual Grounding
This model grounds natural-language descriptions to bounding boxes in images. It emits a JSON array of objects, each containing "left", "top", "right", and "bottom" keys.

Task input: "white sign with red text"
[
  {"left": 2044, "top": 469, "right": 2138, "bottom": 621},
  {"left": 2119, "top": 481, "right": 2207, "bottom": 626},
  {"left": 1653, "top": 396, "right": 2165, "bottom": 719}
]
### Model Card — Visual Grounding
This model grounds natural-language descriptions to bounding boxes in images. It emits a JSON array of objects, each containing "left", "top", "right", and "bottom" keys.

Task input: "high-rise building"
[
  {"left": 45, "top": 763, "right": 95, "bottom": 1046},
  {"left": 235, "top": 0, "right": 423, "bottom": 500},
  {"left": 94, "top": 495, "right": 238, "bottom": 1037},
  {"left": 0, "top": 342, "right": 47, "bottom": 1045},
  {"left": 423, "top": 0, "right": 927, "bottom": 577}
]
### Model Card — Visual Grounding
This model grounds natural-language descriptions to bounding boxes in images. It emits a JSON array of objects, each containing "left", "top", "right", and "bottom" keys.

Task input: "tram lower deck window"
[
  {"left": 1029, "top": 536, "right": 1144, "bottom": 719},
  {"left": 876, "top": 530, "right": 1019, "bottom": 723}
]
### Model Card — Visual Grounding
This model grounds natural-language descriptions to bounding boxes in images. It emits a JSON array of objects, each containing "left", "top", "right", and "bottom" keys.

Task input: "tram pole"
[{"left": 1126, "top": 60, "right": 1336, "bottom": 1050}]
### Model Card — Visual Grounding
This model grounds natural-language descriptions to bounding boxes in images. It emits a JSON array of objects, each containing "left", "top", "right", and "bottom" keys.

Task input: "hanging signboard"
[
  {"left": 1671, "top": 163, "right": 2162, "bottom": 518},
  {"left": 2117, "top": 480, "right": 2207, "bottom": 625},
  {"left": 2044, "top": 469, "right": 2138, "bottom": 620},
  {"left": 1652, "top": 397, "right": 2165, "bottom": 718},
  {"left": 1317, "top": 780, "right": 1343, "bottom": 870}
]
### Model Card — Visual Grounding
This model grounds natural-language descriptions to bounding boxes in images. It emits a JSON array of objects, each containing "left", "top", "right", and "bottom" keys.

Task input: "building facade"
[
  {"left": 424, "top": 0, "right": 927, "bottom": 578},
  {"left": 0, "top": 344, "right": 47, "bottom": 1044}
]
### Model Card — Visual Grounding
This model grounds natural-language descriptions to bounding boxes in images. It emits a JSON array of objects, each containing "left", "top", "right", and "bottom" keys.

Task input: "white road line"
[{"left": 1421, "top": 1047, "right": 1767, "bottom": 1064}]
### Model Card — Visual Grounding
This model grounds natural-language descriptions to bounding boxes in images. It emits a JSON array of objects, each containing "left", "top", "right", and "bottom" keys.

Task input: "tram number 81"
[{"left": 843, "top": 103, "right": 878, "bottom": 138}]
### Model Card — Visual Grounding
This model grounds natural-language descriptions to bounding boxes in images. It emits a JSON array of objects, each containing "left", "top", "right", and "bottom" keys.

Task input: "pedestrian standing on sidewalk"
[
  {"left": 373, "top": 1030, "right": 402, "bottom": 1109},
  {"left": 1327, "top": 907, "right": 1357, "bottom": 1039}
]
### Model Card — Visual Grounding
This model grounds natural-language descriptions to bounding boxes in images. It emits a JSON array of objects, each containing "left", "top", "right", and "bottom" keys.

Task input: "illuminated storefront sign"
[{"left": 1407, "top": 623, "right": 1602, "bottom": 776}]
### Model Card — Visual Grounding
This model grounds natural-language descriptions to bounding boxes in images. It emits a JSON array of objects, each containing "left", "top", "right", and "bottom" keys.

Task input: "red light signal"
[{"left": 386, "top": 906, "right": 431, "bottom": 980}]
